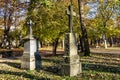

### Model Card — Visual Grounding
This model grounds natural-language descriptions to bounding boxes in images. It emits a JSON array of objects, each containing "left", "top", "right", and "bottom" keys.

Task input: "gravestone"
[
  {"left": 21, "top": 35, "right": 36, "bottom": 70},
  {"left": 21, "top": 19, "right": 41, "bottom": 70},
  {"left": 62, "top": 4, "right": 82, "bottom": 77},
  {"left": 62, "top": 33, "right": 82, "bottom": 76}
]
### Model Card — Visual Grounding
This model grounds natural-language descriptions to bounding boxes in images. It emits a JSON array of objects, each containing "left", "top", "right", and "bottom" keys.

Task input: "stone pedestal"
[
  {"left": 62, "top": 33, "right": 82, "bottom": 77},
  {"left": 21, "top": 35, "right": 36, "bottom": 70}
]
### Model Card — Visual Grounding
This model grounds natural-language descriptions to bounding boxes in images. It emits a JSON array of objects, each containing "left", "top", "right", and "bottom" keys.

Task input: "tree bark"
[
  {"left": 78, "top": 0, "right": 90, "bottom": 56},
  {"left": 52, "top": 38, "right": 59, "bottom": 56},
  {"left": 79, "top": 35, "right": 84, "bottom": 52}
]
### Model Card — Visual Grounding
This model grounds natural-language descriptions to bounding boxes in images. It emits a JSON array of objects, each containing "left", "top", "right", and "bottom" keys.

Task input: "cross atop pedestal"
[
  {"left": 27, "top": 19, "right": 33, "bottom": 36},
  {"left": 66, "top": 4, "right": 76, "bottom": 33},
  {"left": 62, "top": 1, "right": 82, "bottom": 76}
]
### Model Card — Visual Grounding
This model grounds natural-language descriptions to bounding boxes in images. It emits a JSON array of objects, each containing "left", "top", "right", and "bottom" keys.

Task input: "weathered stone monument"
[
  {"left": 62, "top": 2, "right": 82, "bottom": 77},
  {"left": 21, "top": 35, "right": 36, "bottom": 70},
  {"left": 21, "top": 19, "right": 41, "bottom": 70}
]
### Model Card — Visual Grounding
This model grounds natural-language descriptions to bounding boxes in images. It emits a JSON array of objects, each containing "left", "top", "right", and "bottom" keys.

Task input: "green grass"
[{"left": 0, "top": 54, "right": 120, "bottom": 80}]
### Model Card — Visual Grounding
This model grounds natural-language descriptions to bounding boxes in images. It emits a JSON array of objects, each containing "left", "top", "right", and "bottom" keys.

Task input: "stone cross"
[
  {"left": 66, "top": 4, "right": 76, "bottom": 33},
  {"left": 20, "top": 31, "right": 22, "bottom": 41},
  {"left": 27, "top": 19, "right": 33, "bottom": 36},
  {"left": 62, "top": 1, "right": 82, "bottom": 76}
]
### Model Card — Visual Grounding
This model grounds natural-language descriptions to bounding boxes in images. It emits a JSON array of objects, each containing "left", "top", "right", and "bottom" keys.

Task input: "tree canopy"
[{"left": 0, "top": 0, "right": 119, "bottom": 51}]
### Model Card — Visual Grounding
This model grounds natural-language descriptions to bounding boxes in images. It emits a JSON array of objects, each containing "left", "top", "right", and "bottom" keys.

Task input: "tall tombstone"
[
  {"left": 62, "top": 4, "right": 82, "bottom": 77},
  {"left": 21, "top": 19, "right": 41, "bottom": 70},
  {"left": 21, "top": 35, "right": 36, "bottom": 70}
]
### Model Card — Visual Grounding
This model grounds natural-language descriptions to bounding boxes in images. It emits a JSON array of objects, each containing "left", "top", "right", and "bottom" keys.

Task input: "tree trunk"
[
  {"left": 79, "top": 35, "right": 84, "bottom": 52},
  {"left": 52, "top": 38, "right": 59, "bottom": 56},
  {"left": 109, "top": 37, "right": 113, "bottom": 47},
  {"left": 3, "top": 1, "right": 13, "bottom": 49},
  {"left": 103, "top": 23, "right": 107, "bottom": 49},
  {"left": 40, "top": 41, "right": 43, "bottom": 48},
  {"left": 78, "top": 0, "right": 90, "bottom": 56}
]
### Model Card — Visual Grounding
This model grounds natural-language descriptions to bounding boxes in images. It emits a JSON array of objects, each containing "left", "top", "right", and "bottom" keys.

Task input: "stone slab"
[
  {"left": 21, "top": 61, "right": 35, "bottom": 70},
  {"left": 63, "top": 55, "right": 80, "bottom": 64},
  {"left": 62, "top": 62, "right": 82, "bottom": 76}
]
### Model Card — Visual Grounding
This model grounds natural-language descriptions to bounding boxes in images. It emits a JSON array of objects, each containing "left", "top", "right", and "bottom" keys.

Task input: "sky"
[
  {"left": 19, "top": 0, "right": 30, "bottom": 3},
  {"left": 86, "top": 1, "right": 99, "bottom": 19}
]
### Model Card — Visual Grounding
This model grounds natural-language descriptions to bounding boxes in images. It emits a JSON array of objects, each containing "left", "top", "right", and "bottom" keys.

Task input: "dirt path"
[
  {"left": 0, "top": 47, "right": 120, "bottom": 59},
  {"left": 90, "top": 47, "right": 120, "bottom": 54}
]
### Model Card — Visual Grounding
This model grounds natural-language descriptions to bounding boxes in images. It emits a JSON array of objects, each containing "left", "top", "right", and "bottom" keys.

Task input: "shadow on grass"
[
  {"left": 0, "top": 70, "right": 50, "bottom": 80},
  {"left": 0, "top": 61, "right": 21, "bottom": 69},
  {"left": 42, "top": 58, "right": 63, "bottom": 64},
  {"left": 81, "top": 60, "right": 120, "bottom": 67},
  {"left": 42, "top": 66, "right": 62, "bottom": 76},
  {"left": 0, "top": 61, "right": 62, "bottom": 77},
  {"left": 40, "top": 50, "right": 64, "bottom": 57},
  {"left": 82, "top": 63, "right": 120, "bottom": 74}
]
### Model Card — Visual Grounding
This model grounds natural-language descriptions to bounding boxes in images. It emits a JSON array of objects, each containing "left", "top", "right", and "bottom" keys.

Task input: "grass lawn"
[{"left": 0, "top": 53, "right": 120, "bottom": 80}]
